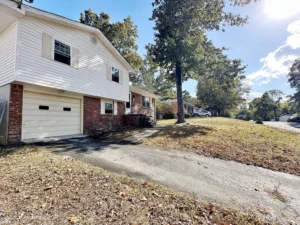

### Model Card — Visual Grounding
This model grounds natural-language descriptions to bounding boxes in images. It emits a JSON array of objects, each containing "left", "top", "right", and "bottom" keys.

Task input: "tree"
[
  {"left": 249, "top": 92, "right": 274, "bottom": 121},
  {"left": 288, "top": 59, "right": 300, "bottom": 113},
  {"left": 135, "top": 54, "right": 175, "bottom": 96},
  {"left": 148, "top": 0, "right": 251, "bottom": 124},
  {"left": 268, "top": 89, "right": 284, "bottom": 120},
  {"left": 80, "top": 10, "right": 143, "bottom": 82},
  {"left": 182, "top": 91, "right": 198, "bottom": 105},
  {"left": 249, "top": 90, "right": 285, "bottom": 121},
  {"left": 197, "top": 56, "right": 248, "bottom": 116},
  {"left": 14, "top": 0, "right": 34, "bottom": 9}
]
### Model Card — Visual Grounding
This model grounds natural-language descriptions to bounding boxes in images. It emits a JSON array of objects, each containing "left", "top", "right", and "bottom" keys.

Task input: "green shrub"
[
  {"left": 236, "top": 115, "right": 244, "bottom": 120},
  {"left": 184, "top": 113, "right": 192, "bottom": 118},
  {"left": 164, "top": 113, "right": 175, "bottom": 119},
  {"left": 256, "top": 118, "right": 264, "bottom": 124},
  {"left": 244, "top": 112, "right": 253, "bottom": 121},
  {"left": 223, "top": 111, "right": 233, "bottom": 118}
]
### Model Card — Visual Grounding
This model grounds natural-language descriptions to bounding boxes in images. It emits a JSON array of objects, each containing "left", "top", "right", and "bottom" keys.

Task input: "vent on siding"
[{"left": 90, "top": 35, "right": 98, "bottom": 45}]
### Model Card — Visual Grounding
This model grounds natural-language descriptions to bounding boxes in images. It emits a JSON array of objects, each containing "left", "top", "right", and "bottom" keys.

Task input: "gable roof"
[{"left": 1, "top": 0, "right": 136, "bottom": 74}]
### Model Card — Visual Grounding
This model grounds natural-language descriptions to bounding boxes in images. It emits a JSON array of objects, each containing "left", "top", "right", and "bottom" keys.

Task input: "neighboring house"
[
  {"left": 0, "top": 0, "right": 156, "bottom": 144},
  {"left": 126, "top": 86, "right": 158, "bottom": 120},
  {"left": 160, "top": 98, "right": 201, "bottom": 118}
]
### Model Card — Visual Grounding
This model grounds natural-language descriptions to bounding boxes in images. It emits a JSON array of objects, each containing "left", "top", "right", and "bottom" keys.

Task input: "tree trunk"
[
  {"left": 274, "top": 108, "right": 277, "bottom": 120},
  {"left": 176, "top": 62, "right": 185, "bottom": 124}
]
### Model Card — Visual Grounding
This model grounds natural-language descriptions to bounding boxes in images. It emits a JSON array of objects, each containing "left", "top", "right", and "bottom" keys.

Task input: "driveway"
[
  {"left": 264, "top": 122, "right": 300, "bottom": 133},
  {"left": 38, "top": 137, "right": 300, "bottom": 224}
]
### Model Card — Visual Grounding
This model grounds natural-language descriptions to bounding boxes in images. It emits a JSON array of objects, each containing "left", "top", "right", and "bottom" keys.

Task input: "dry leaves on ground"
[{"left": 0, "top": 147, "right": 272, "bottom": 225}]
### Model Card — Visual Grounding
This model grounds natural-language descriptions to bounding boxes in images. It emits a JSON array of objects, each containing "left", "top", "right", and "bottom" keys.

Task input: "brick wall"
[
  {"left": 8, "top": 84, "right": 23, "bottom": 143},
  {"left": 83, "top": 96, "right": 125, "bottom": 134},
  {"left": 131, "top": 92, "right": 155, "bottom": 119}
]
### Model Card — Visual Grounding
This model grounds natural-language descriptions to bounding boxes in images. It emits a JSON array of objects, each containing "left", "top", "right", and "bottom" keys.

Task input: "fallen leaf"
[{"left": 67, "top": 216, "right": 80, "bottom": 224}]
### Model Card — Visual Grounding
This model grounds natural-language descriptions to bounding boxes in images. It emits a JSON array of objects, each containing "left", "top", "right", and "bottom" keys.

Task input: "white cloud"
[
  {"left": 247, "top": 18, "right": 300, "bottom": 85},
  {"left": 246, "top": 92, "right": 263, "bottom": 102}
]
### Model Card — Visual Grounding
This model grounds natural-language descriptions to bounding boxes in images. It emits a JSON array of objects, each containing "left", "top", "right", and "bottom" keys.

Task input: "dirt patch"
[
  {"left": 144, "top": 118, "right": 300, "bottom": 176},
  {"left": 0, "top": 147, "right": 272, "bottom": 224}
]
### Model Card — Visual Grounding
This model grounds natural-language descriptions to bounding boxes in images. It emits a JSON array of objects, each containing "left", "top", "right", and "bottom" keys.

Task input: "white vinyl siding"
[
  {"left": 16, "top": 16, "right": 130, "bottom": 102},
  {"left": 0, "top": 22, "right": 17, "bottom": 86},
  {"left": 22, "top": 91, "right": 81, "bottom": 140}
]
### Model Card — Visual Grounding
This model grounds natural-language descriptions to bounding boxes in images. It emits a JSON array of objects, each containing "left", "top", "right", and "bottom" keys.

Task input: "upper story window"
[
  {"left": 54, "top": 40, "right": 71, "bottom": 65},
  {"left": 105, "top": 103, "right": 113, "bottom": 114},
  {"left": 142, "top": 96, "right": 150, "bottom": 108},
  {"left": 112, "top": 67, "right": 120, "bottom": 83}
]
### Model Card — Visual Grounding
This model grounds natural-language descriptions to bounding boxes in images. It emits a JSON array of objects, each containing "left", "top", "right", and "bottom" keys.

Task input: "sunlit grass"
[{"left": 144, "top": 118, "right": 300, "bottom": 176}]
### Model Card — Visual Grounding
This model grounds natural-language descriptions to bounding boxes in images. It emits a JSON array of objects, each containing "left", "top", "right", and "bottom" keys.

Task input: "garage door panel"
[
  {"left": 23, "top": 125, "right": 80, "bottom": 133},
  {"left": 24, "top": 92, "right": 80, "bottom": 103},
  {"left": 22, "top": 130, "right": 81, "bottom": 140},
  {"left": 23, "top": 120, "right": 81, "bottom": 128},
  {"left": 22, "top": 91, "right": 81, "bottom": 140},
  {"left": 22, "top": 110, "right": 81, "bottom": 117},
  {"left": 23, "top": 99, "right": 81, "bottom": 108}
]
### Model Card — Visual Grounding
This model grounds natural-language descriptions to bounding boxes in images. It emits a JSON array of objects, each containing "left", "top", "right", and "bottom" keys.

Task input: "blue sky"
[{"left": 27, "top": 0, "right": 300, "bottom": 100}]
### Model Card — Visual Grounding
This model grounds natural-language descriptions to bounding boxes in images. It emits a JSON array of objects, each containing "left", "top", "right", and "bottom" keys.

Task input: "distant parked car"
[{"left": 196, "top": 110, "right": 212, "bottom": 117}]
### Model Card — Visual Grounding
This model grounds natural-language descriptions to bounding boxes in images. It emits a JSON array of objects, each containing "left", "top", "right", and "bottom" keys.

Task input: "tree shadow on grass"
[{"left": 148, "top": 124, "right": 213, "bottom": 140}]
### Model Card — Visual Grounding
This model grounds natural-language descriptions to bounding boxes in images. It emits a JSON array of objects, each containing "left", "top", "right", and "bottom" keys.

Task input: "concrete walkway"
[
  {"left": 264, "top": 122, "right": 300, "bottom": 134},
  {"left": 39, "top": 136, "right": 300, "bottom": 224}
]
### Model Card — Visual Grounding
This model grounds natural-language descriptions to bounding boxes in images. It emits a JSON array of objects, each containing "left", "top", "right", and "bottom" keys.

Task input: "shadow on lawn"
[
  {"left": 148, "top": 124, "right": 213, "bottom": 139},
  {"left": 34, "top": 137, "right": 142, "bottom": 156}
]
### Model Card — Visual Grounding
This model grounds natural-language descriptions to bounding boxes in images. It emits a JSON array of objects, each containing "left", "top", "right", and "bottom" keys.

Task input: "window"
[
  {"left": 39, "top": 106, "right": 49, "bottom": 110},
  {"left": 63, "top": 107, "right": 71, "bottom": 112},
  {"left": 105, "top": 103, "right": 113, "bottom": 114},
  {"left": 142, "top": 96, "right": 150, "bottom": 108},
  {"left": 112, "top": 67, "right": 119, "bottom": 83},
  {"left": 54, "top": 40, "right": 71, "bottom": 65}
]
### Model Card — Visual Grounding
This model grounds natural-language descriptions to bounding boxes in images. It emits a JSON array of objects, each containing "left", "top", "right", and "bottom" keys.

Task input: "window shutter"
[
  {"left": 119, "top": 70, "right": 123, "bottom": 85},
  {"left": 42, "top": 32, "right": 52, "bottom": 60},
  {"left": 71, "top": 47, "right": 79, "bottom": 68},
  {"left": 114, "top": 101, "right": 118, "bottom": 115},
  {"left": 100, "top": 100, "right": 105, "bottom": 114},
  {"left": 106, "top": 64, "right": 112, "bottom": 81}
]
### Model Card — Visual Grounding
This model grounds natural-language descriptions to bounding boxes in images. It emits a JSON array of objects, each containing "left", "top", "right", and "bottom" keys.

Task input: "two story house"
[{"left": 0, "top": 0, "right": 157, "bottom": 144}]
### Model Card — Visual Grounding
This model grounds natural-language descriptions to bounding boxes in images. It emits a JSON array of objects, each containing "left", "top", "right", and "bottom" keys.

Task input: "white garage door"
[{"left": 22, "top": 91, "right": 81, "bottom": 140}]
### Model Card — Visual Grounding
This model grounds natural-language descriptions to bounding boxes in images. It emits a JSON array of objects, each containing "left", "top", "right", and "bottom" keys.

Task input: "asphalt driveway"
[
  {"left": 38, "top": 137, "right": 300, "bottom": 224},
  {"left": 264, "top": 122, "right": 300, "bottom": 133}
]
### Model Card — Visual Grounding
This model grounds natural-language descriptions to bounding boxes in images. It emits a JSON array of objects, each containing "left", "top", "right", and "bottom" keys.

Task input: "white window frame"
[
  {"left": 52, "top": 39, "right": 72, "bottom": 66},
  {"left": 104, "top": 102, "right": 114, "bottom": 115},
  {"left": 112, "top": 67, "right": 120, "bottom": 83},
  {"left": 142, "top": 96, "right": 151, "bottom": 108}
]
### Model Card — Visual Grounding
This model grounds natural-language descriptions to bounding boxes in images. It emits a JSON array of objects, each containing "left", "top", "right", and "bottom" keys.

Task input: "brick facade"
[
  {"left": 83, "top": 96, "right": 125, "bottom": 135},
  {"left": 5, "top": 87, "right": 148, "bottom": 143},
  {"left": 131, "top": 92, "right": 155, "bottom": 119},
  {"left": 8, "top": 84, "right": 23, "bottom": 143}
]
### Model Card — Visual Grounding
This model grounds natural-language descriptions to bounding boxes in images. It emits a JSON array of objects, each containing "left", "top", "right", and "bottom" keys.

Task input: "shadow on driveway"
[{"left": 35, "top": 137, "right": 138, "bottom": 155}]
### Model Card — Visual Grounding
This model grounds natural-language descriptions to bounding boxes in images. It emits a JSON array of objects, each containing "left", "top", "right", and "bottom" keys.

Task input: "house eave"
[{"left": 1, "top": 0, "right": 136, "bottom": 74}]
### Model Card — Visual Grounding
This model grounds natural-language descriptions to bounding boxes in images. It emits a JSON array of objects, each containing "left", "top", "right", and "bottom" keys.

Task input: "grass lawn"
[
  {"left": 143, "top": 118, "right": 300, "bottom": 176},
  {"left": 0, "top": 147, "right": 271, "bottom": 224}
]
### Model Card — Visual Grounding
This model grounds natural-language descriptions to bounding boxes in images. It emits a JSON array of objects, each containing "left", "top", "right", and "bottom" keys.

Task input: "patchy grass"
[
  {"left": 0, "top": 147, "right": 272, "bottom": 224},
  {"left": 144, "top": 118, "right": 300, "bottom": 176},
  {"left": 266, "top": 189, "right": 288, "bottom": 203}
]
